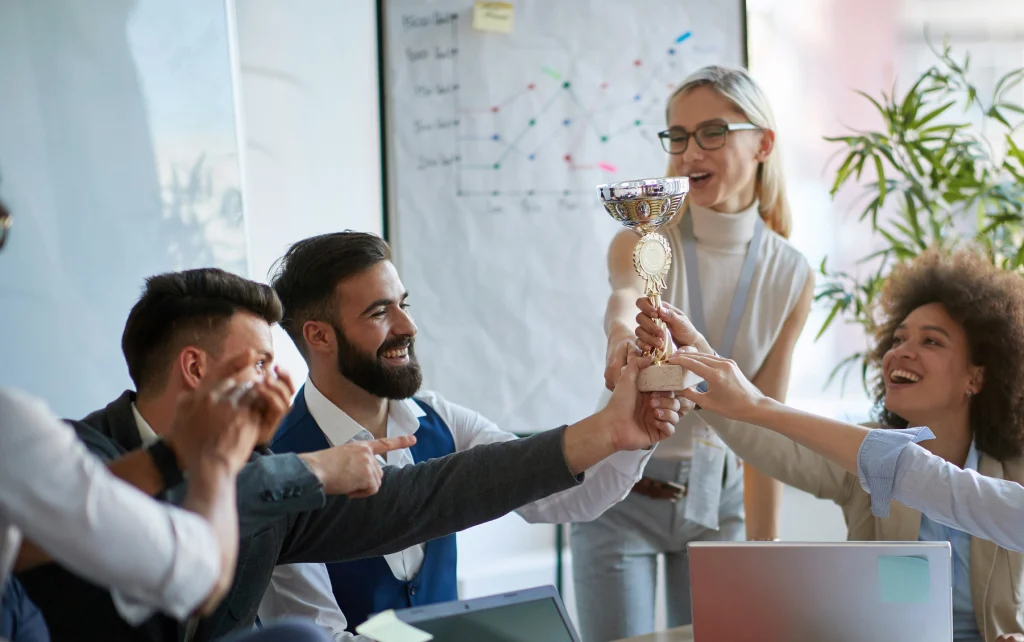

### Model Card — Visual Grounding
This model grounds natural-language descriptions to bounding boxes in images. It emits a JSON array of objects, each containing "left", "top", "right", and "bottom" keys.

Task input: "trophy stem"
[{"left": 645, "top": 288, "right": 669, "bottom": 365}]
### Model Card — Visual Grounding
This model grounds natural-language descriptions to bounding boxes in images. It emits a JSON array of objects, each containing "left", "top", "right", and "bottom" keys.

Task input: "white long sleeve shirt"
[
  {"left": 258, "top": 380, "right": 651, "bottom": 640},
  {"left": 858, "top": 426, "right": 1024, "bottom": 553},
  {"left": 0, "top": 388, "right": 220, "bottom": 623}
]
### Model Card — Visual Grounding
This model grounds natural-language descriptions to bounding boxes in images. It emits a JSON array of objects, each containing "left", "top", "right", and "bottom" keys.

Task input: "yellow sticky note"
[
  {"left": 473, "top": 1, "right": 514, "bottom": 33},
  {"left": 356, "top": 609, "right": 433, "bottom": 642}
]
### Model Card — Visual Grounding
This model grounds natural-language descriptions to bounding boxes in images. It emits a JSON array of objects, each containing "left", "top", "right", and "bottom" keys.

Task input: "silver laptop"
[
  {"left": 688, "top": 542, "right": 952, "bottom": 642},
  {"left": 393, "top": 584, "right": 581, "bottom": 641}
]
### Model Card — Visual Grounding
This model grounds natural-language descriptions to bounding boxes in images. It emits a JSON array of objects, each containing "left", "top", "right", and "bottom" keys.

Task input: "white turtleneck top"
[{"left": 654, "top": 201, "right": 811, "bottom": 459}]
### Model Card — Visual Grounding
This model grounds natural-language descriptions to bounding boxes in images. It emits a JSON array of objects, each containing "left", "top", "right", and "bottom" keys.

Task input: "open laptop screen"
[{"left": 395, "top": 586, "right": 580, "bottom": 642}]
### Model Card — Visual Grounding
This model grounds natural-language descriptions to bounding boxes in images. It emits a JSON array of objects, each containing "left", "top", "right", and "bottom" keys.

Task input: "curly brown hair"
[{"left": 869, "top": 247, "right": 1024, "bottom": 459}]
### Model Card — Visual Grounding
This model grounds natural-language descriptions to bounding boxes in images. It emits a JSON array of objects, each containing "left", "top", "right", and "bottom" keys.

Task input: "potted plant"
[{"left": 816, "top": 38, "right": 1024, "bottom": 389}]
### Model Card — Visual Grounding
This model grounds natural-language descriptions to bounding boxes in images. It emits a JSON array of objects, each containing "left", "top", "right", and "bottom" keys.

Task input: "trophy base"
[{"left": 638, "top": 364, "right": 704, "bottom": 392}]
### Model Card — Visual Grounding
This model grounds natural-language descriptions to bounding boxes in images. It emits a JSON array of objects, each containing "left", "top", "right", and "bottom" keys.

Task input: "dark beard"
[{"left": 333, "top": 324, "right": 422, "bottom": 399}]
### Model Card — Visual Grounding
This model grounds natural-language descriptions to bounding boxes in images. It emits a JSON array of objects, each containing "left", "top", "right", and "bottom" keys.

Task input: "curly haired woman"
[{"left": 638, "top": 248, "right": 1024, "bottom": 642}]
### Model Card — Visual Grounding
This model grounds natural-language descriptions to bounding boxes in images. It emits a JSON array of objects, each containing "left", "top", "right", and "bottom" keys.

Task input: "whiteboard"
[
  {"left": 0, "top": 0, "right": 247, "bottom": 418},
  {"left": 383, "top": 0, "right": 746, "bottom": 432}
]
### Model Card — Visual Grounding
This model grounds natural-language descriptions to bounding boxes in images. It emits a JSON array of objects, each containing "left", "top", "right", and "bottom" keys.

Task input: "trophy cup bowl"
[
  {"left": 598, "top": 178, "right": 687, "bottom": 233},
  {"left": 598, "top": 177, "right": 703, "bottom": 392}
]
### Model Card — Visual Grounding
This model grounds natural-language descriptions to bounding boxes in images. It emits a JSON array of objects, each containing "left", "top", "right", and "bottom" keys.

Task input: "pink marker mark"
[{"left": 597, "top": 162, "right": 618, "bottom": 173}]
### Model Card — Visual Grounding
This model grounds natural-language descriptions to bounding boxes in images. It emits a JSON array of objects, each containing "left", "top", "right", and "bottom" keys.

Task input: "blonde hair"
[{"left": 664, "top": 65, "right": 792, "bottom": 239}]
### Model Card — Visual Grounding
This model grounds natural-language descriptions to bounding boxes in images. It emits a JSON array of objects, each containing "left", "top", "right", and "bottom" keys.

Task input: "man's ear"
[
  {"left": 303, "top": 321, "right": 336, "bottom": 356},
  {"left": 177, "top": 346, "right": 207, "bottom": 391}
]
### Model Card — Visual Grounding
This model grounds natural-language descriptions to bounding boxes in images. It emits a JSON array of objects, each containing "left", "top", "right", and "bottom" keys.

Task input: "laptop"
[
  {"left": 392, "top": 585, "right": 581, "bottom": 642},
  {"left": 688, "top": 541, "right": 953, "bottom": 642}
]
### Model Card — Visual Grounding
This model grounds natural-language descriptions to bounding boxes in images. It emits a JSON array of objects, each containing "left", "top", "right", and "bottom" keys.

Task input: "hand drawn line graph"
[{"left": 440, "top": 17, "right": 697, "bottom": 198}]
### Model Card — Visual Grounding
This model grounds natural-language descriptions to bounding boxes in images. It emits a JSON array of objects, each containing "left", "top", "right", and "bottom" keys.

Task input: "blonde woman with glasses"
[{"left": 571, "top": 65, "right": 814, "bottom": 641}]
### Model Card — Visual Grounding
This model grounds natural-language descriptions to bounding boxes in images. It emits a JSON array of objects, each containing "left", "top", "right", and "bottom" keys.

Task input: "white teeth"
[
  {"left": 889, "top": 369, "right": 920, "bottom": 384},
  {"left": 691, "top": 172, "right": 710, "bottom": 179},
  {"left": 383, "top": 347, "right": 409, "bottom": 359}
]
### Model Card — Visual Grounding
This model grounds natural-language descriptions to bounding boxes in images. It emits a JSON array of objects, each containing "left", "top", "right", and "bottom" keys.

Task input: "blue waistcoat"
[{"left": 271, "top": 387, "right": 458, "bottom": 630}]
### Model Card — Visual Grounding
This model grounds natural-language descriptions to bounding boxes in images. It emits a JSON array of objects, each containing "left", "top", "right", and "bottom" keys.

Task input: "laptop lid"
[
  {"left": 689, "top": 541, "right": 953, "bottom": 642},
  {"left": 392, "top": 585, "right": 581, "bottom": 642}
]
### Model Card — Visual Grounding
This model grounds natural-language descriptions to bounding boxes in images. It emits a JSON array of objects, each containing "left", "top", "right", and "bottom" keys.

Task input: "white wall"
[{"left": 232, "top": 0, "right": 383, "bottom": 382}]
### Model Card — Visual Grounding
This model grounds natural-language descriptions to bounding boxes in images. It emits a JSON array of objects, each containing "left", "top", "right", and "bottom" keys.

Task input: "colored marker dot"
[
  {"left": 493, "top": 163, "right": 500, "bottom": 170},
  {"left": 529, "top": 119, "right": 536, "bottom": 126},
  {"left": 562, "top": 81, "right": 571, "bottom": 89},
  {"left": 563, "top": 119, "right": 571, "bottom": 126},
  {"left": 491, "top": 106, "right": 500, "bottom": 113},
  {"left": 564, "top": 154, "right": 572, "bottom": 162},
  {"left": 634, "top": 59, "right": 642, "bottom": 66},
  {"left": 601, "top": 136, "right": 609, "bottom": 143},
  {"left": 492, "top": 134, "right": 500, "bottom": 141},
  {"left": 601, "top": 82, "right": 609, "bottom": 89},
  {"left": 635, "top": 120, "right": 642, "bottom": 126},
  {"left": 528, "top": 190, "right": 535, "bottom": 196},
  {"left": 634, "top": 95, "right": 641, "bottom": 101},
  {"left": 528, "top": 154, "right": 536, "bottom": 160},
  {"left": 528, "top": 83, "right": 536, "bottom": 90},
  {"left": 492, "top": 190, "right": 500, "bottom": 196},
  {"left": 668, "top": 48, "right": 676, "bottom": 55},
  {"left": 563, "top": 189, "right": 571, "bottom": 195}
]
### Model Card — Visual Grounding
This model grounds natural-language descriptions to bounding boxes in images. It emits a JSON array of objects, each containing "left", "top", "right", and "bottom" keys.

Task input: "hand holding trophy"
[{"left": 598, "top": 178, "right": 703, "bottom": 392}]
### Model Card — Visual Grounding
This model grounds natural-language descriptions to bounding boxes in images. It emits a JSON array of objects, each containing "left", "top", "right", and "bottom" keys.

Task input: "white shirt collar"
[
  {"left": 131, "top": 402, "right": 161, "bottom": 448},
  {"left": 303, "top": 377, "right": 425, "bottom": 447}
]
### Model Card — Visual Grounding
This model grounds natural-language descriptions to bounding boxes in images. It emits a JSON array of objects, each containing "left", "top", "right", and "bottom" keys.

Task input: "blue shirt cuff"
[{"left": 857, "top": 427, "right": 935, "bottom": 517}]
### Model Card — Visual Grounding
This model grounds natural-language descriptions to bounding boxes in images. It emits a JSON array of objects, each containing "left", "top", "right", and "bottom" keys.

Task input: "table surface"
[{"left": 613, "top": 625, "right": 694, "bottom": 642}]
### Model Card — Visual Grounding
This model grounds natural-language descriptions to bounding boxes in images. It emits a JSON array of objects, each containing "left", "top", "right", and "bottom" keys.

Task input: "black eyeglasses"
[
  {"left": 657, "top": 122, "right": 761, "bottom": 155},
  {"left": 0, "top": 207, "right": 9, "bottom": 252}
]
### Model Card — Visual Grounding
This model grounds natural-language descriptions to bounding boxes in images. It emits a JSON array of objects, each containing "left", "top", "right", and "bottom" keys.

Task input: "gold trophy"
[{"left": 598, "top": 177, "right": 701, "bottom": 392}]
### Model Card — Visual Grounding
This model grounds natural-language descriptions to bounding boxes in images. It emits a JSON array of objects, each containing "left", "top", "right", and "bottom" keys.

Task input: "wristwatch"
[{"left": 146, "top": 439, "right": 185, "bottom": 489}]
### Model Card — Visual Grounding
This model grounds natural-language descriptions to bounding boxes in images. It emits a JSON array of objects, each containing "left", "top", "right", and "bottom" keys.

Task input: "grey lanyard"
[{"left": 679, "top": 209, "right": 764, "bottom": 359}]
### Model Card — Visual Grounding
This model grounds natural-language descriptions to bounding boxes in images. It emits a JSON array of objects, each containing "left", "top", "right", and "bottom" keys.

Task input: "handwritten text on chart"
[
  {"left": 401, "top": 12, "right": 458, "bottom": 30},
  {"left": 417, "top": 154, "right": 461, "bottom": 171},
  {"left": 414, "top": 118, "right": 460, "bottom": 134},
  {"left": 413, "top": 83, "right": 460, "bottom": 97},
  {"left": 406, "top": 46, "right": 459, "bottom": 62}
]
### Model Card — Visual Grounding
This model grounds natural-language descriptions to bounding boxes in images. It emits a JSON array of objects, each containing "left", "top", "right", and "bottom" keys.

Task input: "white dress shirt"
[
  {"left": 858, "top": 426, "right": 1024, "bottom": 553},
  {"left": 0, "top": 388, "right": 220, "bottom": 624},
  {"left": 258, "top": 379, "right": 652, "bottom": 640}
]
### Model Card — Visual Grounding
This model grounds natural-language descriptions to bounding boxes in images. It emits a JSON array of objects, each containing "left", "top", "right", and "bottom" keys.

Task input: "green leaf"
[
  {"left": 912, "top": 100, "right": 955, "bottom": 128},
  {"left": 831, "top": 152, "right": 858, "bottom": 195},
  {"left": 874, "top": 155, "right": 887, "bottom": 203},
  {"left": 824, "top": 351, "right": 868, "bottom": 393},
  {"left": 1014, "top": 241, "right": 1024, "bottom": 268},
  {"left": 853, "top": 155, "right": 868, "bottom": 181},
  {"left": 994, "top": 68, "right": 1024, "bottom": 101},
  {"left": 877, "top": 228, "right": 917, "bottom": 260},
  {"left": 856, "top": 247, "right": 894, "bottom": 264},
  {"left": 815, "top": 300, "right": 845, "bottom": 341},
  {"left": 988, "top": 106, "right": 1011, "bottom": 129},
  {"left": 903, "top": 191, "right": 924, "bottom": 241},
  {"left": 998, "top": 102, "right": 1024, "bottom": 116},
  {"left": 856, "top": 90, "right": 890, "bottom": 122}
]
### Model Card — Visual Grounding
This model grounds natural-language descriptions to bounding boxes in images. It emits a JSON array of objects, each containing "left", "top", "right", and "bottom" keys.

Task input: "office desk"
[{"left": 614, "top": 625, "right": 694, "bottom": 642}]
